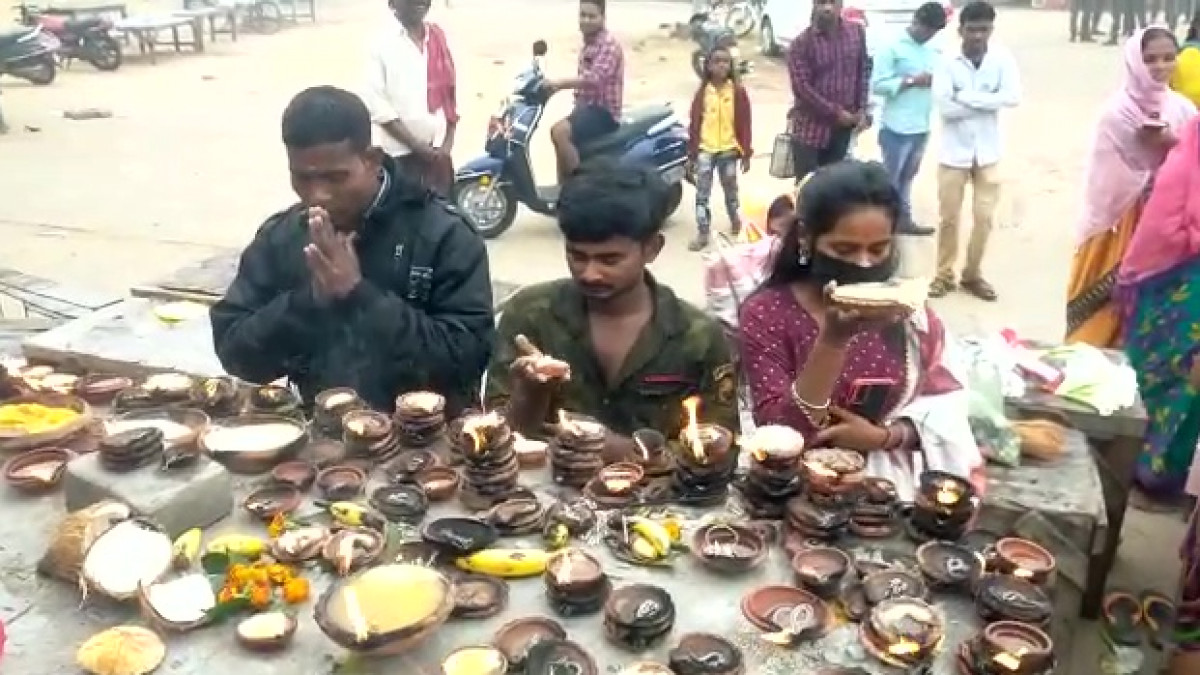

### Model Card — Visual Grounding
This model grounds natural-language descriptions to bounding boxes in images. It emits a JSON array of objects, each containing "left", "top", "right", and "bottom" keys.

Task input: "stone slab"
[{"left": 62, "top": 453, "right": 233, "bottom": 538}]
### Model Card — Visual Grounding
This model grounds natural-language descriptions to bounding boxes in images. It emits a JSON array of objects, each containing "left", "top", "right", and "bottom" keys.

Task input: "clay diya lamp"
[
  {"left": 863, "top": 477, "right": 899, "bottom": 505},
  {"left": 677, "top": 422, "right": 735, "bottom": 471},
  {"left": 485, "top": 497, "right": 546, "bottom": 536},
  {"left": 315, "top": 464, "right": 367, "bottom": 501},
  {"left": 619, "top": 664, "right": 674, "bottom": 675},
  {"left": 393, "top": 540, "right": 453, "bottom": 568},
  {"left": 742, "top": 424, "right": 806, "bottom": 471},
  {"left": 450, "top": 574, "right": 509, "bottom": 619},
  {"left": 458, "top": 410, "right": 512, "bottom": 456},
  {"left": 342, "top": 410, "right": 397, "bottom": 458},
  {"left": 315, "top": 387, "right": 364, "bottom": 430},
  {"left": 387, "top": 449, "right": 441, "bottom": 481},
  {"left": 75, "top": 374, "right": 133, "bottom": 405},
  {"left": 632, "top": 428, "right": 671, "bottom": 474},
  {"left": 545, "top": 499, "right": 598, "bottom": 537},
  {"left": 524, "top": 639, "right": 599, "bottom": 675},
  {"left": 863, "top": 570, "right": 928, "bottom": 606},
  {"left": 785, "top": 496, "right": 850, "bottom": 541},
  {"left": 421, "top": 517, "right": 499, "bottom": 556},
  {"left": 247, "top": 384, "right": 301, "bottom": 416},
  {"left": 299, "top": 438, "right": 349, "bottom": 468},
  {"left": 414, "top": 466, "right": 460, "bottom": 502},
  {"left": 597, "top": 462, "right": 644, "bottom": 496},
  {"left": 802, "top": 449, "right": 867, "bottom": 489},
  {"left": 369, "top": 484, "right": 429, "bottom": 523},
  {"left": 544, "top": 548, "right": 610, "bottom": 616},
  {"left": 321, "top": 527, "right": 386, "bottom": 576},
  {"left": 603, "top": 584, "right": 676, "bottom": 650},
  {"left": 4, "top": 447, "right": 73, "bottom": 493},
  {"left": 916, "top": 471, "right": 977, "bottom": 517},
  {"left": 975, "top": 574, "right": 1052, "bottom": 626},
  {"left": 242, "top": 484, "right": 303, "bottom": 521},
  {"left": 270, "top": 460, "right": 317, "bottom": 491},
  {"left": 513, "top": 434, "right": 549, "bottom": 469},
  {"left": 917, "top": 541, "right": 983, "bottom": 590},
  {"left": 994, "top": 538, "right": 1056, "bottom": 586},
  {"left": 791, "top": 547, "right": 852, "bottom": 599},
  {"left": 691, "top": 523, "right": 768, "bottom": 574},
  {"left": 979, "top": 620, "right": 1054, "bottom": 674},
  {"left": 861, "top": 597, "right": 945, "bottom": 669},
  {"left": 493, "top": 616, "right": 567, "bottom": 670},
  {"left": 195, "top": 377, "right": 240, "bottom": 417},
  {"left": 741, "top": 585, "right": 831, "bottom": 646},
  {"left": 668, "top": 633, "right": 745, "bottom": 675},
  {"left": 441, "top": 645, "right": 508, "bottom": 675}
]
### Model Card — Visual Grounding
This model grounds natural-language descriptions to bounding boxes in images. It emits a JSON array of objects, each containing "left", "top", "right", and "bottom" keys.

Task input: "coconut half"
[
  {"left": 81, "top": 518, "right": 174, "bottom": 601},
  {"left": 138, "top": 573, "right": 216, "bottom": 631},
  {"left": 76, "top": 625, "right": 165, "bottom": 675},
  {"left": 236, "top": 611, "right": 298, "bottom": 651},
  {"left": 38, "top": 501, "right": 133, "bottom": 583}
]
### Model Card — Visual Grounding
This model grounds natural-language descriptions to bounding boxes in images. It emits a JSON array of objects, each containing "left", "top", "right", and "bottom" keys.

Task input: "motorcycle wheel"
[
  {"left": 452, "top": 177, "right": 518, "bottom": 239},
  {"left": 691, "top": 50, "right": 706, "bottom": 79},
  {"left": 84, "top": 35, "right": 122, "bottom": 71},
  {"left": 724, "top": 5, "right": 756, "bottom": 38},
  {"left": 246, "top": 0, "right": 283, "bottom": 34},
  {"left": 19, "top": 54, "right": 56, "bottom": 85}
]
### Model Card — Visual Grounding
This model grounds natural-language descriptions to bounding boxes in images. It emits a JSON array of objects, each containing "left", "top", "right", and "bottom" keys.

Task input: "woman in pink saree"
[{"left": 737, "top": 161, "right": 981, "bottom": 501}]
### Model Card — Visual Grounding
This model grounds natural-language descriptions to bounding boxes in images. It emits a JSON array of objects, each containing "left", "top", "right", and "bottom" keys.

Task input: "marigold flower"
[
  {"left": 226, "top": 564, "right": 250, "bottom": 586},
  {"left": 217, "top": 585, "right": 239, "bottom": 604},
  {"left": 267, "top": 514, "right": 287, "bottom": 539},
  {"left": 248, "top": 583, "right": 273, "bottom": 610},
  {"left": 282, "top": 577, "right": 310, "bottom": 604},
  {"left": 266, "top": 564, "right": 293, "bottom": 585}
]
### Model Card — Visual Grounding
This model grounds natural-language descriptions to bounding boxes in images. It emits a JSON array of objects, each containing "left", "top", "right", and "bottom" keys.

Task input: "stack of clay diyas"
[
  {"left": 549, "top": 412, "right": 607, "bottom": 488},
  {"left": 246, "top": 384, "right": 303, "bottom": 418},
  {"left": 959, "top": 621, "right": 1055, "bottom": 675},
  {"left": 313, "top": 388, "right": 364, "bottom": 436},
  {"left": 456, "top": 411, "right": 521, "bottom": 509},
  {"left": 603, "top": 584, "right": 676, "bottom": 651},
  {"left": 341, "top": 409, "right": 401, "bottom": 462},
  {"left": 849, "top": 477, "right": 901, "bottom": 538},
  {"left": 99, "top": 428, "right": 164, "bottom": 472},
  {"left": 801, "top": 448, "right": 866, "bottom": 508},
  {"left": 785, "top": 495, "right": 849, "bottom": 542},
  {"left": 394, "top": 391, "right": 448, "bottom": 448},
  {"left": 485, "top": 495, "right": 547, "bottom": 536},
  {"left": 738, "top": 425, "right": 806, "bottom": 518},
  {"left": 671, "top": 397, "right": 736, "bottom": 506},
  {"left": 544, "top": 548, "right": 611, "bottom": 617},
  {"left": 907, "top": 470, "right": 977, "bottom": 543}
]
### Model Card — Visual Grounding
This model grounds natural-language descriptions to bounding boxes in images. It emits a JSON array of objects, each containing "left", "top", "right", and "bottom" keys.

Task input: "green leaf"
[
  {"left": 200, "top": 551, "right": 231, "bottom": 575},
  {"left": 204, "top": 596, "right": 250, "bottom": 624}
]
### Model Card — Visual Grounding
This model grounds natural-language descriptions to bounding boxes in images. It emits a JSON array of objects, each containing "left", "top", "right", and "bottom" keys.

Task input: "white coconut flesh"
[
  {"left": 106, "top": 419, "right": 194, "bottom": 447},
  {"left": 238, "top": 611, "right": 292, "bottom": 640},
  {"left": 203, "top": 423, "right": 304, "bottom": 453},
  {"left": 144, "top": 373, "right": 193, "bottom": 393},
  {"left": 82, "top": 520, "right": 173, "bottom": 599},
  {"left": 323, "top": 392, "right": 356, "bottom": 409},
  {"left": 144, "top": 573, "right": 216, "bottom": 625},
  {"left": 324, "top": 564, "right": 448, "bottom": 636}
]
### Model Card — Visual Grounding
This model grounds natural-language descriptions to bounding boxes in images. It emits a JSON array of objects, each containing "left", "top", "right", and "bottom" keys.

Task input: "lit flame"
[
  {"left": 462, "top": 411, "right": 501, "bottom": 454},
  {"left": 603, "top": 476, "right": 634, "bottom": 493},
  {"left": 682, "top": 396, "right": 705, "bottom": 461},
  {"left": 935, "top": 479, "right": 961, "bottom": 506},
  {"left": 887, "top": 638, "right": 921, "bottom": 657},
  {"left": 751, "top": 448, "right": 769, "bottom": 462},
  {"left": 993, "top": 646, "right": 1028, "bottom": 671}
]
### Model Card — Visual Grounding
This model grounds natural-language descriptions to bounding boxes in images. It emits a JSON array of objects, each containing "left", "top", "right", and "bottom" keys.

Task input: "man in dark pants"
[
  {"left": 547, "top": 0, "right": 625, "bottom": 183},
  {"left": 1070, "top": 0, "right": 1098, "bottom": 41},
  {"left": 1107, "top": 0, "right": 1145, "bottom": 44},
  {"left": 786, "top": 0, "right": 870, "bottom": 183}
]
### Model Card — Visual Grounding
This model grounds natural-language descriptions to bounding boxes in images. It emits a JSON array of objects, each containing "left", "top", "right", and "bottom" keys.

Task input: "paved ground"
[{"left": 0, "top": 1, "right": 1187, "bottom": 672}]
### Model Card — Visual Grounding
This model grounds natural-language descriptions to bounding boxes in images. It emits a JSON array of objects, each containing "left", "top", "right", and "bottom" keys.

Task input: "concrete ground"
[{"left": 0, "top": 0, "right": 1186, "bottom": 672}]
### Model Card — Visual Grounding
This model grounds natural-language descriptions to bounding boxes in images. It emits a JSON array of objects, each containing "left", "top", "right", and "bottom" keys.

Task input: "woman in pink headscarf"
[{"left": 1065, "top": 27, "right": 1194, "bottom": 349}]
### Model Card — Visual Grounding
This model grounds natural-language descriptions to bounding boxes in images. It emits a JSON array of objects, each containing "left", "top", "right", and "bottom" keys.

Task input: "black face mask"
[{"left": 809, "top": 250, "right": 898, "bottom": 285}]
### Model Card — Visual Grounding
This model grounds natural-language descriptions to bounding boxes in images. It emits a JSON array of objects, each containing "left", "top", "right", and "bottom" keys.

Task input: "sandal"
[
  {"left": 929, "top": 277, "right": 956, "bottom": 299},
  {"left": 1102, "top": 591, "right": 1145, "bottom": 647},
  {"left": 1142, "top": 590, "right": 1177, "bottom": 649},
  {"left": 960, "top": 277, "right": 998, "bottom": 302}
]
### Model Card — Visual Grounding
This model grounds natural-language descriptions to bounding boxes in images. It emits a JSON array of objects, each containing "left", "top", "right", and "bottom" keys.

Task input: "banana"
[
  {"left": 628, "top": 517, "right": 672, "bottom": 557},
  {"left": 322, "top": 501, "right": 386, "bottom": 531},
  {"left": 171, "top": 528, "right": 202, "bottom": 569},
  {"left": 542, "top": 523, "right": 570, "bottom": 550},
  {"left": 630, "top": 535, "right": 661, "bottom": 561},
  {"left": 204, "top": 534, "right": 267, "bottom": 559},
  {"left": 455, "top": 548, "right": 553, "bottom": 578}
]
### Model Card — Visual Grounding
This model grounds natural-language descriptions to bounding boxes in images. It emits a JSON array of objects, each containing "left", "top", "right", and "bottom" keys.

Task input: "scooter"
[
  {"left": 0, "top": 24, "right": 59, "bottom": 85},
  {"left": 688, "top": 13, "right": 754, "bottom": 79},
  {"left": 16, "top": 4, "right": 122, "bottom": 71},
  {"left": 707, "top": 0, "right": 759, "bottom": 38},
  {"left": 451, "top": 40, "right": 688, "bottom": 239}
]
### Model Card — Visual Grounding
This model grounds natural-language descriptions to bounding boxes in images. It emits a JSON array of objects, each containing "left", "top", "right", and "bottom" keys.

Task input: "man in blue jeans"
[{"left": 871, "top": 2, "right": 948, "bottom": 236}]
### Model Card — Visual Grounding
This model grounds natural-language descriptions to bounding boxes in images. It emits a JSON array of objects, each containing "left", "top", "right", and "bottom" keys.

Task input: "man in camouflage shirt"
[{"left": 485, "top": 163, "right": 738, "bottom": 461}]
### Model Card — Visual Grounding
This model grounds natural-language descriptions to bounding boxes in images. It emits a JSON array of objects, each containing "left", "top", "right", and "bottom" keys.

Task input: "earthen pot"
[
  {"left": 451, "top": 573, "right": 509, "bottom": 619},
  {"left": 242, "top": 483, "right": 303, "bottom": 521},
  {"left": 980, "top": 620, "right": 1054, "bottom": 674},
  {"left": 669, "top": 632, "right": 744, "bottom": 675},
  {"left": 492, "top": 616, "right": 567, "bottom": 670},
  {"left": 994, "top": 537, "right": 1056, "bottom": 585},
  {"left": 740, "top": 585, "right": 830, "bottom": 640},
  {"left": 415, "top": 466, "right": 460, "bottom": 501},
  {"left": 916, "top": 541, "right": 983, "bottom": 588},
  {"left": 315, "top": 464, "right": 366, "bottom": 500},
  {"left": 791, "top": 547, "right": 852, "bottom": 599},
  {"left": 270, "top": 460, "right": 317, "bottom": 491},
  {"left": 692, "top": 523, "right": 768, "bottom": 574},
  {"left": 4, "top": 447, "right": 73, "bottom": 493}
]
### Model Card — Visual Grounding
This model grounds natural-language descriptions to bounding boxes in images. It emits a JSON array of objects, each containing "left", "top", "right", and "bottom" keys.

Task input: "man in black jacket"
[{"left": 210, "top": 86, "right": 494, "bottom": 414}]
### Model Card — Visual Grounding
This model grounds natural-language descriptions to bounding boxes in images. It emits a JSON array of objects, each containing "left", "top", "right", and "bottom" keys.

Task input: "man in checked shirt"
[
  {"left": 546, "top": 0, "right": 625, "bottom": 182},
  {"left": 787, "top": 0, "right": 870, "bottom": 183}
]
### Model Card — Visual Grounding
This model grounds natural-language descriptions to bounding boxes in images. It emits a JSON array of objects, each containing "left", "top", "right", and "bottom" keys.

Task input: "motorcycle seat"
[
  {"left": 65, "top": 17, "right": 107, "bottom": 31},
  {"left": 580, "top": 104, "right": 674, "bottom": 157},
  {"left": 0, "top": 28, "right": 35, "bottom": 48}
]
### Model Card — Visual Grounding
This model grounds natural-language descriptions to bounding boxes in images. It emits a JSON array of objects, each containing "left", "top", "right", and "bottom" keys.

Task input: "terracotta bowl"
[
  {"left": 917, "top": 470, "right": 977, "bottom": 511},
  {"left": 863, "top": 477, "right": 899, "bottom": 504},
  {"left": 524, "top": 639, "right": 599, "bottom": 675},
  {"left": 270, "top": 460, "right": 317, "bottom": 491},
  {"left": 315, "top": 464, "right": 367, "bottom": 500},
  {"left": 740, "top": 585, "right": 830, "bottom": 640},
  {"left": 791, "top": 547, "right": 852, "bottom": 599},
  {"left": 994, "top": 537, "right": 1056, "bottom": 584},
  {"left": 692, "top": 523, "right": 768, "bottom": 574},
  {"left": 242, "top": 483, "right": 303, "bottom": 521},
  {"left": 451, "top": 574, "right": 510, "bottom": 619},
  {"left": 980, "top": 620, "right": 1054, "bottom": 674},
  {"left": 414, "top": 466, "right": 460, "bottom": 501},
  {"left": 863, "top": 570, "right": 928, "bottom": 606},
  {"left": 4, "top": 447, "right": 73, "bottom": 493},
  {"left": 200, "top": 414, "right": 308, "bottom": 474},
  {"left": 916, "top": 541, "right": 983, "bottom": 587},
  {"left": 596, "top": 462, "right": 645, "bottom": 495},
  {"left": 387, "top": 449, "right": 441, "bottom": 480},
  {"left": 668, "top": 633, "right": 744, "bottom": 675},
  {"left": 315, "top": 387, "right": 362, "bottom": 415},
  {"left": 545, "top": 548, "right": 605, "bottom": 596},
  {"left": 74, "top": 374, "right": 133, "bottom": 405},
  {"left": 313, "top": 564, "right": 454, "bottom": 656},
  {"left": 975, "top": 574, "right": 1052, "bottom": 626},
  {"left": 421, "top": 517, "right": 499, "bottom": 556},
  {"left": 369, "top": 484, "right": 429, "bottom": 523},
  {"left": 493, "top": 616, "right": 568, "bottom": 670},
  {"left": 342, "top": 410, "right": 394, "bottom": 443}
]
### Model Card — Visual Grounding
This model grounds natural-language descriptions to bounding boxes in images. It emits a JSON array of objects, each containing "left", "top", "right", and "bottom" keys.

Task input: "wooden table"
[
  {"left": 115, "top": 14, "right": 206, "bottom": 64},
  {"left": 1004, "top": 350, "right": 1148, "bottom": 620},
  {"left": 0, "top": 267, "right": 121, "bottom": 321},
  {"left": 173, "top": 6, "right": 238, "bottom": 43}
]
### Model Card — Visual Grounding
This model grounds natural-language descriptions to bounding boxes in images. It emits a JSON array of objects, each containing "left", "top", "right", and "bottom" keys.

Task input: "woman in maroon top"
[{"left": 737, "top": 160, "right": 981, "bottom": 500}]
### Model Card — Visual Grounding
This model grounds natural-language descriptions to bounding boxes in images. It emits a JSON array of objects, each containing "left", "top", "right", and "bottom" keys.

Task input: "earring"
[{"left": 796, "top": 241, "right": 810, "bottom": 265}]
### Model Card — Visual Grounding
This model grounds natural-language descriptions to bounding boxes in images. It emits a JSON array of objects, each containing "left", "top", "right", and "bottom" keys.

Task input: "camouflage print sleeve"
[{"left": 696, "top": 322, "right": 741, "bottom": 435}]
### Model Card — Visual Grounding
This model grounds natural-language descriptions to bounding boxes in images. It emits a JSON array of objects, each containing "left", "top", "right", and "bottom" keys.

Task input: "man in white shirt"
[
  {"left": 363, "top": 0, "right": 452, "bottom": 193},
  {"left": 930, "top": 0, "right": 1020, "bottom": 302}
]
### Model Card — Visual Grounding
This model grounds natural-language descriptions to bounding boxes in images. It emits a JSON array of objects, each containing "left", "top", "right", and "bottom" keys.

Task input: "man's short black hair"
[
  {"left": 557, "top": 161, "right": 666, "bottom": 243},
  {"left": 959, "top": 0, "right": 995, "bottom": 24},
  {"left": 281, "top": 86, "right": 372, "bottom": 152},
  {"left": 581, "top": 0, "right": 606, "bottom": 15},
  {"left": 914, "top": 1, "right": 948, "bottom": 29}
]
